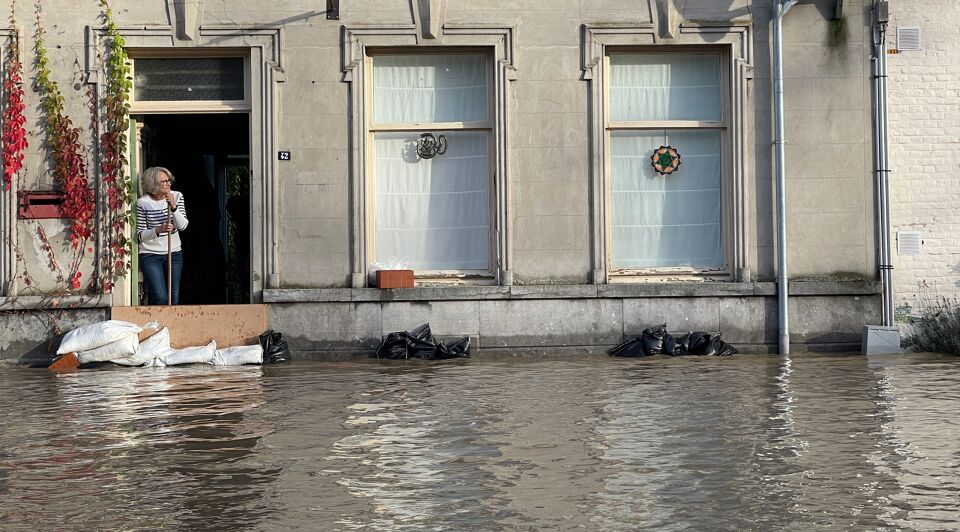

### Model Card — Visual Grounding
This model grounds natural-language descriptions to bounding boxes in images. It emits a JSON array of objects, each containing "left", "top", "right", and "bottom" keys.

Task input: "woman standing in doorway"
[{"left": 136, "top": 166, "right": 189, "bottom": 305}]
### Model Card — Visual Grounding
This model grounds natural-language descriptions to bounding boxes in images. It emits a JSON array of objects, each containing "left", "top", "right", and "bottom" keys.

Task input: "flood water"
[{"left": 1, "top": 353, "right": 959, "bottom": 531}]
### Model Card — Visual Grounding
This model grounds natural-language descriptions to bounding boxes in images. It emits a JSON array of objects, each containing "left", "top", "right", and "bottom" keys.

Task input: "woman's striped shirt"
[{"left": 136, "top": 191, "right": 189, "bottom": 255}]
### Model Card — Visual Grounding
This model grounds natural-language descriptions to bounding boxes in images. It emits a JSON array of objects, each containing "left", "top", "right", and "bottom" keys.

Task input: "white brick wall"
[{"left": 888, "top": 0, "right": 960, "bottom": 314}]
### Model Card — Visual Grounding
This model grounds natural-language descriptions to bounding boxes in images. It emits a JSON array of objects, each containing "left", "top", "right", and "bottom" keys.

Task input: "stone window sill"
[{"left": 263, "top": 281, "right": 881, "bottom": 303}]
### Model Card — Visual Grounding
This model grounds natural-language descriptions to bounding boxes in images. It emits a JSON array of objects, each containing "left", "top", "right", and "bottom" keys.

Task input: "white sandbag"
[
  {"left": 76, "top": 334, "right": 140, "bottom": 363},
  {"left": 162, "top": 340, "right": 217, "bottom": 366},
  {"left": 58, "top": 320, "right": 158, "bottom": 354},
  {"left": 211, "top": 344, "right": 264, "bottom": 366},
  {"left": 111, "top": 327, "right": 174, "bottom": 366},
  {"left": 142, "top": 357, "right": 166, "bottom": 368}
]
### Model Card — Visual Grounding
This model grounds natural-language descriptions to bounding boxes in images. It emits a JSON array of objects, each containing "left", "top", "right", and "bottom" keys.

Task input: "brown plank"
[
  {"left": 48, "top": 352, "right": 80, "bottom": 372},
  {"left": 110, "top": 305, "right": 268, "bottom": 349}
]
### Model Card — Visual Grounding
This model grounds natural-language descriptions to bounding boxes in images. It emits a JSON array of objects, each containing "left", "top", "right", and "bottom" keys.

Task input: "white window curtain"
[
  {"left": 373, "top": 54, "right": 487, "bottom": 124},
  {"left": 610, "top": 130, "right": 722, "bottom": 269},
  {"left": 609, "top": 53, "right": 721, "bottom": 122},
  {"left": 374, "top": 131, "right": 490, "bottom": 270},
  {"left": 608, "top": 52, "right": 724, "bottom": 270}
]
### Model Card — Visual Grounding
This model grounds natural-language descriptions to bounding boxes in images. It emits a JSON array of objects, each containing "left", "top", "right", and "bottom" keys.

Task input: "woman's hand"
[
  {"left": 164, "top": 192, "right": 176, "bottom": 210},
  {"left": 156, "top": 223, "right": 174, "bottom": 235}
]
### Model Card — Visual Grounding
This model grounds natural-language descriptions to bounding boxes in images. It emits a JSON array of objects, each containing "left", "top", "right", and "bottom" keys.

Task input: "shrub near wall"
[{"left": 903, "top": 298, "right": 960, "bottom": 355}]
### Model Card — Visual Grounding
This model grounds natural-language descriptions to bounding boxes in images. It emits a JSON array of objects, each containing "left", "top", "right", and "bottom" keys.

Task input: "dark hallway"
[{"left": 137, "top": 113, "right": 250, "bottom": 305}]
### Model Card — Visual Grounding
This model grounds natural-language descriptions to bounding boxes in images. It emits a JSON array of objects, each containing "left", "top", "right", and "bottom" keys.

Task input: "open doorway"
[{"left": 136, "top": 113, "right": 250, "bottom": 305}]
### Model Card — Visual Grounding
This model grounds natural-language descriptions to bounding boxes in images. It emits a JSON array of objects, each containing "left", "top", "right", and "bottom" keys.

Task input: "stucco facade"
[{"left": 1, "top": 0, "right": 888, "bottom": 362}]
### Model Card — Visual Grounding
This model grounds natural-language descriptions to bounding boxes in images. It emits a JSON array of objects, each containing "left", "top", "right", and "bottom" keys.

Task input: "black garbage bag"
[
  {"left": 407, "top": 323, "right": 435, "bottom": 344},
  {"left": 686, "top": 331, "right": 712, "bottom": 356},
  {"left": 609, "top": 337, "right": 649, "bottom": 357},
  {"left": 407, "top": 323, "right": 440, "bottom": 358},
  {"left": 259, "top": 329, "right": 291, "bottom": 363},
  {"left": 662, "top": 331, "right": 678, "bottom": 356},
  {"left": 641, "top": 324, "right": 668, "bottom": 355},
  {"left": 405, "top": 323, "right": 439, "bottom": 359},
  {"left": 433, "top": 337, "right": 471, "bottom": 360},
  {"left": 375, "top": 330, "right": 411, "bottom": 359},
  {"left": 672, "top": 332, "right": 691, "bottom": 356},
  {"left": 375, "top": 323, "right": 470, "bottom": 360},
  {"left": 703, "top": 334, "right": 738, "bottom": 357},
  {"left": 407, "top": 336, "right": 440, "bottom": 359}
]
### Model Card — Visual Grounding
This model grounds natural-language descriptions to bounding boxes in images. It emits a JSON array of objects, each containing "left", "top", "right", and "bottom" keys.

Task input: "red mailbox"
[{"left": 18, "top": 192, "right": 66, "bottom": 219}]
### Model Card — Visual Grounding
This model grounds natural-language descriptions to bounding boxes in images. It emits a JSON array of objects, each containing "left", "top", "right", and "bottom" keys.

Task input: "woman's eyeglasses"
[{"left": 160, "top": 179, "right": 171, "bottom": 184}]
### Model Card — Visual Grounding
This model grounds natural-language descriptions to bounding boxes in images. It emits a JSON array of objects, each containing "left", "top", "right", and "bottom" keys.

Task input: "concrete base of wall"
[
  {"left": 265, "top": 282, "right": 882, "bottom": 358},
  {"left": 0, "top": 308, "right": 109, "bottom": 367},
  {"left": 271, "top": 342, "right": 864, "bottom": 362},
  {"left": 0, "top": 282, "right": 882, "bottom": 366}
]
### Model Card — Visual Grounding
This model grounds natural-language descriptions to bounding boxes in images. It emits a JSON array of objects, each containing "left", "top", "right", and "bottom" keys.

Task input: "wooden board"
[{"left": 111, "top": 304, "right": 268, "bottom": 349}]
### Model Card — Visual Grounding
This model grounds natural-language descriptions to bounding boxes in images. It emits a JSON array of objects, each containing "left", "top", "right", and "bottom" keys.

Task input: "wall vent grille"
[
  {"left": 897, "top": 230, "right": 923, "bottom": 256},
  {"left": 897, "top": 27, "right": 923, "bottom": 51}
]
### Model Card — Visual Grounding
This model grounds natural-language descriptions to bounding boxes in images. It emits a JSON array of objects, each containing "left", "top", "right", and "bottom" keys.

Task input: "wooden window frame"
[
  {"left": 582, "top": 23, "right": 753, "bottom": 284},
  {"left": 341, "top": 25, "right": 517, "bottom": 288},
  {"left": 604, "top": 47, "right": 732, "bottom": 280},
  {"left": 128, "top": 49, "right": 251, "bottom": 114},
  {"left": 364, "top": 49, "right": 496, "bottom": 282}
]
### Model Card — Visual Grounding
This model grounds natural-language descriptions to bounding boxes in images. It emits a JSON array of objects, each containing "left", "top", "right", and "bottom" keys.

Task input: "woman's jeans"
[{"left": 140, "top": 252, "right": 183, "bottom": 305}]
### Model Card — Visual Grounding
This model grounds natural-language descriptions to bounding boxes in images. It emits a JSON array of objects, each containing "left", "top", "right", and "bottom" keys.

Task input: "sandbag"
[
  {"left": 143, "top": 357, "right": 166, "bottom": 368},
  {"left": 162, "top": 340, "right": 217, "bottom": 366},
  {"left": 112, "top": 327, "right": 174, "bottom": 366},
  {"left": 211, "top": 345, "right": 264, "bottom": 366},
  {"left": 77, "top": 334, "right": 140, "bottom": 363},
  {"left": 58, "top": 320, "right": 156, "bottom": 355}
]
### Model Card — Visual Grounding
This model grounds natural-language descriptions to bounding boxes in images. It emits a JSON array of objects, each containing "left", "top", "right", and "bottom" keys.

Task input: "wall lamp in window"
[{"left": 416, "top": 133, "right": 447, "bottom": 159}]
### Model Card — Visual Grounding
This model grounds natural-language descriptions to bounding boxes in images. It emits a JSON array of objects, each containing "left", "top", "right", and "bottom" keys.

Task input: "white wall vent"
[
  {"left": 896, "top": 27, "right": 923, "bottom": 51},
  {"left": 897, "top": 230, "right": 923, "bottom": 256}
]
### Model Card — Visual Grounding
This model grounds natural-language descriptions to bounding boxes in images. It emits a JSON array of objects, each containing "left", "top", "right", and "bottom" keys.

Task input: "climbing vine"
[
  {"left": 97, "top": 0, "right": 132, "bottom": 292},
  {"left": 2, "top": 1, "right": 136, "bottom": 303},
  {"left": 2, "top": 1, "right": 28, "bottom": 191},
  {"left": 1, "top": 0, "right": 133, "bottom": 316},
  {"left": 33, "top": 2, "right": 94, "bottom": 253}
]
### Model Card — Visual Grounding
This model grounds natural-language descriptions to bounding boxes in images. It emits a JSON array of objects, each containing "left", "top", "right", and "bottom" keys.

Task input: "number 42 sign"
[{"left": 278, "top": 151, "right": 291, "bottom": 161}]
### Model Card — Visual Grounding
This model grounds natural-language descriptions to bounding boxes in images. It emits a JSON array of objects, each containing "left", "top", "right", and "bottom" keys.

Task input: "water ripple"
[{"left": 0, "top": 354, "right": 958, "bottom": 530}]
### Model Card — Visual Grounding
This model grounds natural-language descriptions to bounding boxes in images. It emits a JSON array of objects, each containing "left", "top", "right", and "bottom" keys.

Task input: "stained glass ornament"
[{"left": 651, "top": 145, "right": 681, "bottom": 175}]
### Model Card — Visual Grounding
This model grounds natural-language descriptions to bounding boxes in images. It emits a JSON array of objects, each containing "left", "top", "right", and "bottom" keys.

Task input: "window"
[
  {"left": 367, "top": 53, "right": 492, "bottom": 273},
  {"left": 129, "top": 54, "right": 250, "bottom": 113},
  {"left": 134, "top": 57, "right": 245, "bottom": 101},
  {"left": 606, "top": 51, "right": 728, "bottom": 273}
]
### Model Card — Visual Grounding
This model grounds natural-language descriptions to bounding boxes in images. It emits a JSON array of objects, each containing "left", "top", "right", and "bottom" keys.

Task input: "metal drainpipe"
[
  {"left": 773, "top": 0, "right": 798, "bottom": 355},
  {"left": 872, "top": 2, "right": 894, "bottom": 326}
]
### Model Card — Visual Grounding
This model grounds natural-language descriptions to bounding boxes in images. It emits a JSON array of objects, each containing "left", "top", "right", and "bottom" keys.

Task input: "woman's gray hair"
[{"left": 141, "top": 166, "right": 175, "bottom": 195}]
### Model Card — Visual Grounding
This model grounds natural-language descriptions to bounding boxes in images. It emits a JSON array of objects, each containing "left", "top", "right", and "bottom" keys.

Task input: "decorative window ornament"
[
  {"left": 416, "top": 132, "right": 447, "bottom": 159},
  {"left": 651, "top": 145, "right": 681, "bottom": 175}
]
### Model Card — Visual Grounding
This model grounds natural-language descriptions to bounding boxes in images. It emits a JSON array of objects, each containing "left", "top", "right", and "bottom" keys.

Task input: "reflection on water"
[{"left": 0, "top": 354, "right": 958, "bottom": 530}]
